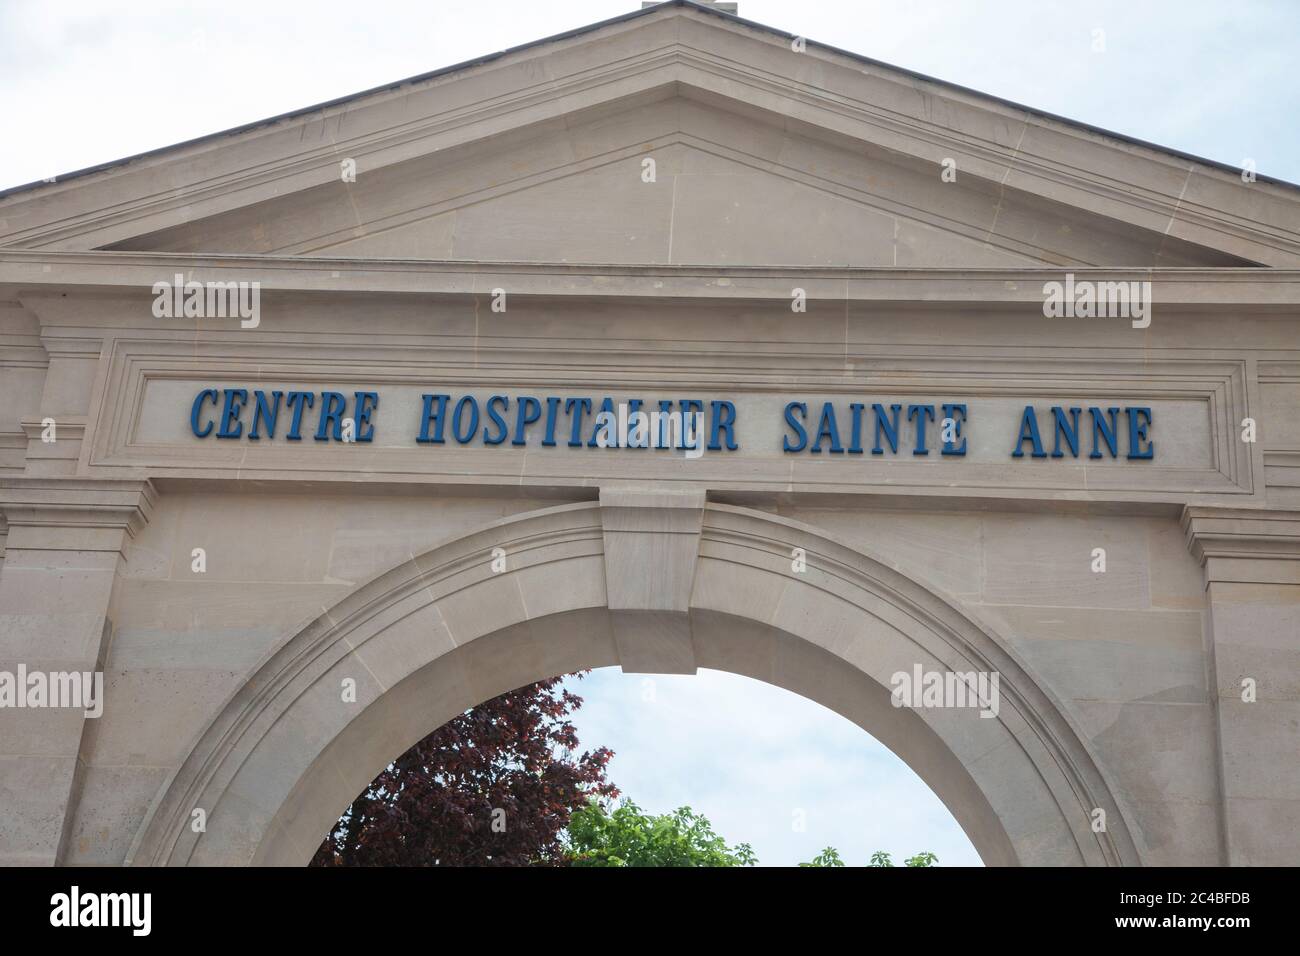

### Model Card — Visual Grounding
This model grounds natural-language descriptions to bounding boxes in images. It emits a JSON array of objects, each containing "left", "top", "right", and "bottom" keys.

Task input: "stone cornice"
[
  {"left": 19, "top": 417, "right": 86, "bottom": 441},
  {"left": 1182, "top": 506, "right": 1300, "bottom": 585},
  {"left": 2, "top": 252, "right": 1299, "bottom": 308},
  {"left": 0, "top": 477, "right": 157, "bottom": 539}
]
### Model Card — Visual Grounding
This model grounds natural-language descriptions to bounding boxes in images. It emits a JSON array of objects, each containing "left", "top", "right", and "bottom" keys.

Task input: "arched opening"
[
  {"left": 310, "top": 663, "right": 986, "bottom": 866},
  {"left": 127, "top": 501, "right": 1138, "bottom": 867},
  {"left": 555, "top": 667, "right": 985, "bottom": 866}
]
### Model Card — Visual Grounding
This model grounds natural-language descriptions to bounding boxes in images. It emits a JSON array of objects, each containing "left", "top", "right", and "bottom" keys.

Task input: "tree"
[
  {"left": 864, "top": 850, "right": 939, "bottom": 867},
  {"left": 566, "top": 802, "right": 934, "bottom": 868},
  {"left": 310, "top": 672, "right": 617, "bottom": 866},
  {"left": 801, "top": 848, "right": 938, "bottom": 866},
  {"left": 565, "top": 800, "right": 757, "bottom": 866},
  {"left": 799, "top": 847, "right": 846, "bottom": 867}
]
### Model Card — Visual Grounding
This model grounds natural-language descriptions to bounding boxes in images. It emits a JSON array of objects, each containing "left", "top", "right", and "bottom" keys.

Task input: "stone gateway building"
[{"left": 0, "top": 0, "right": 1297, "bottom": 867}]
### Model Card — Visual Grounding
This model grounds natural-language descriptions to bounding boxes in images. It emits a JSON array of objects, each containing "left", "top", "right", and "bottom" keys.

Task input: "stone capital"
[
  {"left": 0, "top": 477, "right": 157, "bottom": 551},
  {"left": 1182, "top": 506, "right": 1300, "bottom": 587}
]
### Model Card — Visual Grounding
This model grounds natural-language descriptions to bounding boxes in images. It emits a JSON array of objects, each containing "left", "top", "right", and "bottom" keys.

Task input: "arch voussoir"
[{"left": 129, "top": 498, "right": 1138, "bottom": 867}]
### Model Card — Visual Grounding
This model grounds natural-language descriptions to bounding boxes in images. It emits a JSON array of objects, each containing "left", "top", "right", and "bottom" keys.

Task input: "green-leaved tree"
[
  {"left": 804, "top": 848, "right": 938, "bottom": 866},
  {"left": 566, "top": 799, "right": 937, "bottom": 868},
  {"left": 565, "top": 800, "right": 757, "bottom": 866}
]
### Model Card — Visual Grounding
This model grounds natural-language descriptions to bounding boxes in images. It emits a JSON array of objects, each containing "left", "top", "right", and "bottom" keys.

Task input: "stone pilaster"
[
  {"left": 0, "top": 477, "right": 155, "bottom": 865},
  {"left": 22, "top": 318, "right": 103, "bottom": 478},
  {"left": 1183, "top": 507, "right": 1300, "bottom": 865}
]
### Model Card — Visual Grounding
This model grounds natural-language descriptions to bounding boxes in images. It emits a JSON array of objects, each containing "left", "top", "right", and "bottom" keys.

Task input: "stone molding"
[
  {"left": 4, "top": 251, "right": 1300, "bottom": 305},
  {"left": 19, "top": 417, "right": 87, "bottom": 442},
  {"left": 127, "top": 498, "right": 1138, "bottom": 868},
  {"left": 0, "top": 477, "right": 157, "bottom": 543},
  {"left": 79, "top": 329, "right": 1255, "bottom": 504},
  {"left": 1182, "top": 506, "right": 1300, "bottom": 585}
]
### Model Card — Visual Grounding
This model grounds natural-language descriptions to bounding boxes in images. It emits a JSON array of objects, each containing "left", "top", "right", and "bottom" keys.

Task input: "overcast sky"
[
  {"left": 563, "top": 668, "right": 983, "bottom": 866},
  {"left": 3, "top": 0, "right": 1293, "bottom": 865},
  {"left": 2, "top": 0, "right": 1297, "bottom": 190}
]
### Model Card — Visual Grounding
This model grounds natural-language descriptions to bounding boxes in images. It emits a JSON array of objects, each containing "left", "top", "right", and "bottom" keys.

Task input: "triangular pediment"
[
  {"left": 97, "top": 94, "right": 1245, "bottom": 267},
  {"left": 2, "top": 1, "right": 1296, "bottom": 267}
]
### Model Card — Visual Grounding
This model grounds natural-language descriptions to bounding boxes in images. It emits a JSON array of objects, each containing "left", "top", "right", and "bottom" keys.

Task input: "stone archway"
[{"left": 126, "top": 494, "right": 1140, "bottom": 867}]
